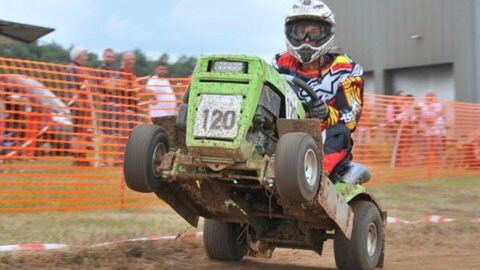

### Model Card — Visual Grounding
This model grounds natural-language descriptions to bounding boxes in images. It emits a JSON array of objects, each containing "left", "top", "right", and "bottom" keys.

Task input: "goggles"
[{"left": 286, "top": 20, "right": 332, "bottom": 46}]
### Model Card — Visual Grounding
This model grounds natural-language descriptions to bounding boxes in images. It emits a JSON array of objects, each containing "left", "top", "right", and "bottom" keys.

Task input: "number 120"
[{"left": 202, "top": 109, "right": 236, "bottom": 130}]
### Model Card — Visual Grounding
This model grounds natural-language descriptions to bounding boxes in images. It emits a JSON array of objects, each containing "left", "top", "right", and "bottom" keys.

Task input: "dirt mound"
[{"left": 1, "top": 224, "right": 479, "bottom": 270}]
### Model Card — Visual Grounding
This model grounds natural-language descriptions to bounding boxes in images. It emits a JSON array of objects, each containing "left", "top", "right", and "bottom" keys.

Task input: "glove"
[{"left": 308, "top": 99, "right": 329, "bottom": 120}]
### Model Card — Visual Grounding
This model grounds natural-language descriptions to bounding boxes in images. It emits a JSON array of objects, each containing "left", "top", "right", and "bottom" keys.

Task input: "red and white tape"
[
  {"left": 387, "top": 215, "right": 477, "bottom": 224},
  {"left": 0, "top": 232, "right": 203, "bottom": 252},
  {"left": 1, "top": 217, "right": 479, "bottom": 253},
  {"left": 386, "top": 217, "right": 411, "bottom": 224},
  {"left": 422, "top": 215, "right": 455, "bottom": 223},
  {"left": 0, "top": 243, "right": 69, "bottom": 252}
]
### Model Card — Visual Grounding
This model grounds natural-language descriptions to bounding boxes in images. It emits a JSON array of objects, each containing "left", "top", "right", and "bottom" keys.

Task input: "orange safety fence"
[{"left": 1, "top": 56, "right": 480, "bottom": 212}]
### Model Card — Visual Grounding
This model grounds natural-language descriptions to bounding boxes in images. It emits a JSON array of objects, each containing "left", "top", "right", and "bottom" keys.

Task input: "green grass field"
[
  {"left": 1, "top": 176, "right": 478, "bottom": 246},
  {"left": 0, "top": 176, "right": 479, "bottom": 270}
]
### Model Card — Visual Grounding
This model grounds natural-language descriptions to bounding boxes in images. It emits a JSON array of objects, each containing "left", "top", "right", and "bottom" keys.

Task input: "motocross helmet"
[{"left": 285, "top": 0, "right": 335, "bottom": 64}]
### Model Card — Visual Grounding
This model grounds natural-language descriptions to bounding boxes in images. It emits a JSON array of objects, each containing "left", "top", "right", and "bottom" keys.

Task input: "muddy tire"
[
  {"left": 203, "top": 219, "right": 248, "bottom": 261},
  {"left": 275, "top": 132, "right": 321, "bottom": 202},
  {"left": 123, "top": 124, "right": 169, "bottom": 193},
  {"left": 334, "top": 200, "right": 383, "bottom": 270}
]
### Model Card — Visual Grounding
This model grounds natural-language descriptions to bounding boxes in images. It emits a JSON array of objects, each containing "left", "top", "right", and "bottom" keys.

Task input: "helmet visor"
[{"left": 286, "top": 20, "right": 332, "bottom": 47}]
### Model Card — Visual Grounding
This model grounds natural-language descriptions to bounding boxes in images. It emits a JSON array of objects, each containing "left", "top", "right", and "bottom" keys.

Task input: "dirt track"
[{"left": 1, "top": 223, "right": 478, "bottom": 270}]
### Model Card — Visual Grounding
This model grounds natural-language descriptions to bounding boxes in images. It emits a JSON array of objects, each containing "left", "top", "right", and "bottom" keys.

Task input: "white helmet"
[{"left": 285, "top": 0, "right": 336, "bottom": 64}]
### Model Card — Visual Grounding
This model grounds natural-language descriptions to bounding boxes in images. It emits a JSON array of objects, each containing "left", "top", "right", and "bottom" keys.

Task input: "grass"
[
  {"left": 367, "top": 176, "right": 480, "bottom": 221},
  {"left": 0, "top": 157, "right": 160, "bottom": 211},
  {"left": 0, "top": 176, "right": 478, "bottom": 246},
  {"left": 0, "top": 207, "right": 195, "bottom": 245}
]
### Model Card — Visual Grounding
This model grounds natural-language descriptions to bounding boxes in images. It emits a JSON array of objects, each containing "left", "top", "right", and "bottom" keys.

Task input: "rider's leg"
[{"left": 323, "top": 124, "right": 353, "bottom": 176}]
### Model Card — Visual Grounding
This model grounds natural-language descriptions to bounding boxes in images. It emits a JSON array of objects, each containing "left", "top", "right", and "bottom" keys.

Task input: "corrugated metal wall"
[
  {"left": 323, "top": 0, "right": 478, "bottom": 102},
  {"left": 325, "top": 0, "right": 453, "bottom": 71}
]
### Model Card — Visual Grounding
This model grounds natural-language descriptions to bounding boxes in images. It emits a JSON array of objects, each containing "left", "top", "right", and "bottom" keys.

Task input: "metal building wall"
[
  {"left": 323, "top": 0, "right": 374, "bottom": 70},
  {"left": 323, "top": 0, "right": 479, "bottom": 102},
  {"left": 325, "top": 0, "right": 453, "bottom": 69}
]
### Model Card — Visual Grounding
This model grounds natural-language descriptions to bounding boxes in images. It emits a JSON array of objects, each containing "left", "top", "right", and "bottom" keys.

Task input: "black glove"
[{"left": 308, "top": 99, "right": 329, "bottom": 120}]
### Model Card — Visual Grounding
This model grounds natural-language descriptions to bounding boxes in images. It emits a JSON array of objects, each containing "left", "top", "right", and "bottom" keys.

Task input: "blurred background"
[
  {"left": 0, "top": 0, "right": 479, "bottom": 216},
  {"left": 0, "top": 1, "right": 479, "bottom": 269}
]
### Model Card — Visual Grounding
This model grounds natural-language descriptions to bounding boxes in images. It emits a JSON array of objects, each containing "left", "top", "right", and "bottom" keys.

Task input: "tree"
[
  {"left": 168, "top": 55, "right": 197, "bottom": 77},
  {"left": 158, "top": 53, "right": 169, "bottom": 65},
  {"left": 0, "top": 41, "right": 197, "bottom": 77}
]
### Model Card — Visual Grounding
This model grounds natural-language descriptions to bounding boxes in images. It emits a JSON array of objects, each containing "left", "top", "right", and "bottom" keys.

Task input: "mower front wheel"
[
  {"left": 275, "top": 132, "right": 321, "bottom": 203},
  {"left": 123, "top": 124, "right": 170, "bottom": 193}
]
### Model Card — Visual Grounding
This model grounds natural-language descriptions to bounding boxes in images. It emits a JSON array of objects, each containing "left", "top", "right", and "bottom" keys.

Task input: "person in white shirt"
[{"left": 145, "top": 64, "right": 177, "bottom": 118}]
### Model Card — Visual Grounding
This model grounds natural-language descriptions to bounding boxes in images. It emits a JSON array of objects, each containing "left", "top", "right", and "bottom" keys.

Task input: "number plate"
[{"left": 194, "top": 95, "right": 243, "bottom": 139}]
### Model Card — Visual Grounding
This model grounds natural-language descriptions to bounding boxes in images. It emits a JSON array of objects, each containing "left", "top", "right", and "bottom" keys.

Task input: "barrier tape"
[
  {"left": 5, "top": 126, "right": 49, "bottom": 157},
  {"left": 0, "top": 232, "right": 203, "bottom": 252},
  {"left": 387, "top": 215, "right": 471, "bottom": 224},
  {"left": 386, "top": 217, "right": 411, "bottom": 224},
  {"left": 0, "top": 243, "right": 69, "bottom": 252},
  {"left": 1, "top": 216, "right": 479, "bottom": 253}
]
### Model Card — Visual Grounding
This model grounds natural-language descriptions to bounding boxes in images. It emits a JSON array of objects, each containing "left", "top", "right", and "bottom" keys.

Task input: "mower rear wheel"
[
  {"left": 203, "top": 219, "right": 248, "bottom": 261},
  {"left": 334, "top": 200, "right": 383, "bottom": 270}
]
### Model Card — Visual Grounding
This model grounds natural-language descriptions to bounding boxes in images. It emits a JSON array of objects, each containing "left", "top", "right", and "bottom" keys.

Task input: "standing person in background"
[
  {"left": 0, "top": 82, "right": 6, "bottom": 169},
  {"left": 65, "top": 46, "right": 91, "bottom": 167},
  {"left": 97, "top": 48, "right": 120, "bottom": 167},
  {"left": 418, "top": 90, "right": 447, "bottom": 166},
  {"left": 385, "top": 90, "right": 406, "bottom": 138},
  {"left": 118, "top": 51, "right": 139, "bottom": 129},
  {"left": 392, "top": 94, "right": 416, "bottom": 167},
  {"left": 98, "top": 48, "right": 116, "bottom": 76},
  {"left": 112, "top": 51, "right": 138, "bottom": 166},
  {"left": 145, "top": 63, "right": 177, "bottom": 118}
]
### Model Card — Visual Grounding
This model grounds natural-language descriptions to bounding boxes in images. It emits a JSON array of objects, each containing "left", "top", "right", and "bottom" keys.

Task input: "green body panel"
[
  {"left": 334, "top": 182, "right": 367, "bottom": 203},
  {"left": 186, "top": 54, "right": 305, "bottom": 162}
]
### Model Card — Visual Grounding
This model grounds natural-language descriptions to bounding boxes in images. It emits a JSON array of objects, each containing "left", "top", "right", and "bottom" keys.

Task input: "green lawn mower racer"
[{"left": 124, "top": 54, "right": 386, "bottom": 270}]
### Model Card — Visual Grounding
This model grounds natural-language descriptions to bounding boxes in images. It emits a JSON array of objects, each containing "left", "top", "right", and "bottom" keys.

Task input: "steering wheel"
[{"left": 281, "top": 74, "right": 319, "bottom": 116}]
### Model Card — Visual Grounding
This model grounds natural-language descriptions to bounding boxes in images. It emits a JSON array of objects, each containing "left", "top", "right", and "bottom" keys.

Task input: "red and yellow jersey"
[{"left": 273, "top": 52, "right": 364, "bottom": 131}]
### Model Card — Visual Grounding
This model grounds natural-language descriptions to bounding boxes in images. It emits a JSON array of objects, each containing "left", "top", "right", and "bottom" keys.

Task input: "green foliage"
[
  {"left": 158, "top": 53, "right": 169, "bottom": 65},
  {"left": 168, "top": 55, "right": 197, "bottom": 77},
  {"left": 0, "top": 41, "right": 197, "bottom": 77},
  {"left": 0, "top": 41, "right": 69, "bottom": 64}
]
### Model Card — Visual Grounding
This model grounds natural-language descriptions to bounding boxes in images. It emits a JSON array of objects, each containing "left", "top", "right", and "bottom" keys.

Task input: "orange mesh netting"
[{"left": 1, "top": 56, "right": 479, "bottom": 212}]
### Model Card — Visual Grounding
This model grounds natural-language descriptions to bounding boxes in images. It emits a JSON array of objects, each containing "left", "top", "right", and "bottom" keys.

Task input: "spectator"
[
  {"left": 98, "top": 48, "right": 116, "bottom": 77},
  {"left": 118, "top": 51, "right": 138, "bottom": 126},
  {"left": 145, "top": 63, "right": 177, "bottom": 118},
  {"left": 461, "top": 132, "right": 480, "bottom": 170},
  {"left": 97, "top": 48, "right": 121, "bottom": 167},
  {"left": 353, "top": 101, "right": 374, "bottom": 164},
  {"left": 65, "top": 46, "right": 92, "bottom": 167},
  {"left": 0, "top": 112, "right": 3, "bottom": 170},
  {"left": 110, "top": 51, "right": 138, "bottom": 166},
  {"left": 418, "top": 90, "right": 447, "bottom": 166},
  {"left": 2, "top": 82, "right": 26, "bottom": 157},
  {"left": 0, "top": 82, "right": 6, "bottom": 168},
  {"left": 409, "top": 104, "right": 427, "bottom": 163},
  {"left": 385, "top": 90, "right": 406, "bottom": 138},
  {"left": 392, "top": 94, "right": 416, "bottom": 167}
]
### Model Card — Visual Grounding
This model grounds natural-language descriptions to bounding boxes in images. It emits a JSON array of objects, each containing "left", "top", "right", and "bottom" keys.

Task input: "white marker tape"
[
  {"left": 421, "top": 215, "right": 455, "bottom": 223},
  {"left": 0, "top": 232, "right": 203, "bottom": 252},
  {"left": 387, "top": 217, "right": 410, "bottom": 224}
]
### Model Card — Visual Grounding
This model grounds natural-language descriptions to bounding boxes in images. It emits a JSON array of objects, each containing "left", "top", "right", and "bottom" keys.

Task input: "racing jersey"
[{"left": 273, "top": 52, "right": 364, "bottom": 131}]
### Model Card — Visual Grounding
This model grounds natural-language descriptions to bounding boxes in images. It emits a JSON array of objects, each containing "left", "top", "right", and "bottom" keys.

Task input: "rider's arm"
[{"left": 324, "top": 75, "right": 364, "bottom": 131}]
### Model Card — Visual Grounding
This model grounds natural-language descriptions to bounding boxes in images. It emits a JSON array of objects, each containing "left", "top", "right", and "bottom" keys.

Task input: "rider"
[{"left": 273, "top": 0, "right": 364, "bottom": 178}]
